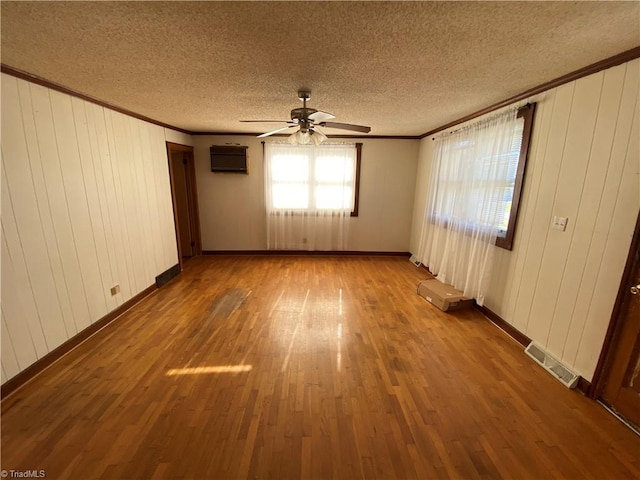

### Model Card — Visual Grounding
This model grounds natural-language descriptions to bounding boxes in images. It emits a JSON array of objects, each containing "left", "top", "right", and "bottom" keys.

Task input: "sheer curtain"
[
  {"left": 418, "top": 108, "right": 521, "bottom": 305},
  {"left": 264, "top": 142, "right": 355, "bottom": 251}
]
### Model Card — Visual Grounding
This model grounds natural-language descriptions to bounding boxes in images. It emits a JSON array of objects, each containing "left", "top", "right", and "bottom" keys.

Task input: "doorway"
[
  {"left": 167, "top": 142, "right": 201, "bottom": 269},
  {"left": 591, "top": 210, "right": 640, "bottom": 429}
]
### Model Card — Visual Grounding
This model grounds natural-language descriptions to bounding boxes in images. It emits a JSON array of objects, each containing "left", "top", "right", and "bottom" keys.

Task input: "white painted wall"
[
  {"left": 1, "top": 74, "right": 180, "bottom": 383},
  {"left": 410, "top": 59, "right": 640, "bottom": 381},
  {"left": 194, "top": 135, "right": 419, "bottom": 252}
]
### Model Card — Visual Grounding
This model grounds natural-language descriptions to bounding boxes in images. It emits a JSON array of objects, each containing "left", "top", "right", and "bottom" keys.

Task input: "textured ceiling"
[{"left": 2, "top": 1, "right": 639, "bottom": 136}]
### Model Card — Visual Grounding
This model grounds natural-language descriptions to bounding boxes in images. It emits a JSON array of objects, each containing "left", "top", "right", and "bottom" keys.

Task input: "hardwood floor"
[{"left": 1, "top": 256, "right": 638, "bottom": 479}]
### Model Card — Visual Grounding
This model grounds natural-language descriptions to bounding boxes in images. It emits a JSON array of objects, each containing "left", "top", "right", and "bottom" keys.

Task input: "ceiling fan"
[{"left": 241, "top": 90, "right": 371, "bottom": 145}]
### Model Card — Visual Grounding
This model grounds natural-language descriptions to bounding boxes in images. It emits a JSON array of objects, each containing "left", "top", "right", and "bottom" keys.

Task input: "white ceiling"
[{"left": 2, "top": 1, "right": 639, "bottom": 136}]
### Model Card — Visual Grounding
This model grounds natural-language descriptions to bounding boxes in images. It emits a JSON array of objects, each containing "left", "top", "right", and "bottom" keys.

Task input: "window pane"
[
  {"left": 316, "top": 186, "right": 353, "bottom": 209},
  {"left": 273, "top": 184, "right": 308, "bottom": 209},
  {"left": 266, "top": 143, "right": 361, "bottom": 215},
  {"left": 430, "top": 106, "right": 534, "bottom": 249},
  {"left": 506, "top": 118, "right": 524, "bottom": 181},
  {"left": 315, "top": 156, "right": 354, "bottom": 182},
  {"left": 271, "top": 155, "right": 308, "bottom": 181}
]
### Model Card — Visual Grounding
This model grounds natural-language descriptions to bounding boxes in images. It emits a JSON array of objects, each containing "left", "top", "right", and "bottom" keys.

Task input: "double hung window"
[
  {"left": 265, "top": 143, "right": 361, "bottom": 216},
  {"left": 431, "top": 104, "right": 535, "bottom": 250}
]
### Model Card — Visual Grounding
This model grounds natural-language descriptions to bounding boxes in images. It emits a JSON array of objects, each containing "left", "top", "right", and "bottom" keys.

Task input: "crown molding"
[
  {"left": 1, "top": 64, "right": 192, "bottom": 135},
  {"left": 419, "top": 46, "right": 640, "bottom": 139},
  {"left": 5, "top": 45, "right": 639, "bottom": 141},
  {"left": 191, "top": 131, "right": 420, "bottom": 140}
]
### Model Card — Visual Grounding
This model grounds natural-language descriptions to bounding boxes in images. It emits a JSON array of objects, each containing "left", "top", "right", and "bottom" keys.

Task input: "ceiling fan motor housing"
[
  {"left": 243, "top": 89, "right": 370, "bottom": 138},
  {"left": 290, "top": 107, "right": 317, "bottom": 131}
]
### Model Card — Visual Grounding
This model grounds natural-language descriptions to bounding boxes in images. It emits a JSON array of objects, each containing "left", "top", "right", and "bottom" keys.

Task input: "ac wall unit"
[
  {"left": 524, "top": 342, "right": 579, "bottom": 389},
  {"left": 210, "top": 145, "right": 248, "bottom": 173}
]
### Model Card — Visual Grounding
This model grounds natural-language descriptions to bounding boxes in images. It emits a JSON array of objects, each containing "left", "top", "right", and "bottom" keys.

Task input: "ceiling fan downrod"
[{"left": 292, "top": 90, "right": 315, "bottom": 132}]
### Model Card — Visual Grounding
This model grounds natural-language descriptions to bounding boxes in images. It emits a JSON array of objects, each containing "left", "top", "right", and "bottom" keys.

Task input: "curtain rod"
[{"left": 432, "top": 103, "right": 532, "bottom": 141}]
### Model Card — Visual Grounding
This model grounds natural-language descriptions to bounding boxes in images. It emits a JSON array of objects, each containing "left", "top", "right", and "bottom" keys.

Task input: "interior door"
[
  {"left": 166, "top": 142, "right": 200, "bottom": 269},
  {"left": 171, "top": 151, "right": 193, "bottom": 258},
  {"left": 600, "top": 217, "right": 640, "bottom": 427}
]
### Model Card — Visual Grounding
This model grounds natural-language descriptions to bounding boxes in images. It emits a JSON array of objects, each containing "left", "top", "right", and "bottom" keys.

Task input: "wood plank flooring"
[{"left": 1, "top": 256, "right": 639, "bottom": 479}]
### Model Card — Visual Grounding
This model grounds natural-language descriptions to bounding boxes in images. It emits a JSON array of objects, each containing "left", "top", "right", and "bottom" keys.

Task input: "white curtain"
[
  {"left": 264, "top": 142, "right": 355, "bottom": 251},
  {"left": 418, "top": 108, "right": 521, "bottom": 305}
]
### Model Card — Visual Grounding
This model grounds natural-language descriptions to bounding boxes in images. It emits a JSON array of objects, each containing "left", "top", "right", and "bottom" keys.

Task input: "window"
[
  {"left": 497, "top": 104, "right": 535, "bottom": 249},
  {"left": 432, "top": 104, "right": 535, "bottom": 250},
  {"left": 265, "top": 142, "right": 362, "bottom": 216}
]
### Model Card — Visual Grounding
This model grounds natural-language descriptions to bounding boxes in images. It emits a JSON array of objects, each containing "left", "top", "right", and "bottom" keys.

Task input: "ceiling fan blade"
[
  {"left": 257, "top": 125, "right": 297, "bottom": 138},
  {"left": 319, "top": 121, "right": 371, "bottom": 133},
  {"left": 308, "top": 110, "right": 335, "bottom": 123},
  {"left": 240, "top": 120, "right": 294, "bottom": 123}
]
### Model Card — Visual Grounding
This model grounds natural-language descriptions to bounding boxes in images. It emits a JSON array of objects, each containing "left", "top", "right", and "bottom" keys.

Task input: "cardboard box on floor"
[{"left": 417, "top": 279, "right": 474, "bottom": 312}]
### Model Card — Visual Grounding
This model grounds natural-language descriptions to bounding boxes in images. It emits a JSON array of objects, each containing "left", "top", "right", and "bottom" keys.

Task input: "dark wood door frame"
[
  {"left": 166, "top": 142, "right": 201, "bottom": 270},
  {"left": 590, "top": 209, "right": 640, "bottom": 399}
]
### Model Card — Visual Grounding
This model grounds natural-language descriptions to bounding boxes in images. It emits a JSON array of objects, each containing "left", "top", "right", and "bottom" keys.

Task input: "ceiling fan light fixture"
[
  {"left": 289, "top": 130, "right": 311, "bottom": 145},
  {"left": 310, "top": 128, "right": 327, "bottom": 145},
  {"left": 287, "top": 128, "right": 327, "bottom": 145}
]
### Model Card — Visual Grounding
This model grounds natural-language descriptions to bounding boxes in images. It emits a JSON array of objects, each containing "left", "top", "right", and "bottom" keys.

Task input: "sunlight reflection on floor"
[{"left": 166, "top": 365, "right": 253, "bottom": 375}]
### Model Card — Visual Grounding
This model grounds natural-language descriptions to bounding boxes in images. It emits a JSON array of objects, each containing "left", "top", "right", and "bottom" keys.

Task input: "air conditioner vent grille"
[
  {"left": 527, "top": 343, "right": 545, "bottom": 363},
  {"left": 524, "top": 342, "right": 580, "bottom": 389}
]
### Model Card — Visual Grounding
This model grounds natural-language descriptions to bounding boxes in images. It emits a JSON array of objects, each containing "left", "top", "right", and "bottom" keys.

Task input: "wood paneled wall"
[
  {"left": 410, "top": 59, "right": 640, "bottom": 381},
  {"left": 164, "top": 128, "right": 193, "bottom": 147},
  {"left": 1, "top": 74, "right": 179, "bottom": 383}
]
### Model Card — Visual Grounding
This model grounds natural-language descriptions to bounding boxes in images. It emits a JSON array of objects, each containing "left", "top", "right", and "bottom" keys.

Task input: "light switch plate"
[{"left": 552, "top": 216, "right": 568, "bottom": 231}]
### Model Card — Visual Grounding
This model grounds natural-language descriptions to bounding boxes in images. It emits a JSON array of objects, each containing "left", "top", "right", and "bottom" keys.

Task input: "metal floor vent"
[
  {"left": 524, "top": 342, "right": 579, "bottom": 389},
  {"left": 409, "top": 255, "right": 422, "bottom": 267}
]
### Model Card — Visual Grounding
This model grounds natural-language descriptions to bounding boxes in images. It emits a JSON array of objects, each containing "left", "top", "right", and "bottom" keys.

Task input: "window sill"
[
  {"left": 428, "top": 216, "right": 513, "bottom": 251},
  {"left": 269, "top": 210, "right": 358, "bottom": 217}
]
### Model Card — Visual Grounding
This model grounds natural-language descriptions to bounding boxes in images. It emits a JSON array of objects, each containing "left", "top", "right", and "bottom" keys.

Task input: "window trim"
[
  {"left": 263, "top": 141, "right": 362, "bottom": 217},
  {"left": 495, "top": 103, "right": 536, "bottom": 250},
  {"left": 350, "top": 143, "right": 362, "bottom": 217}
]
